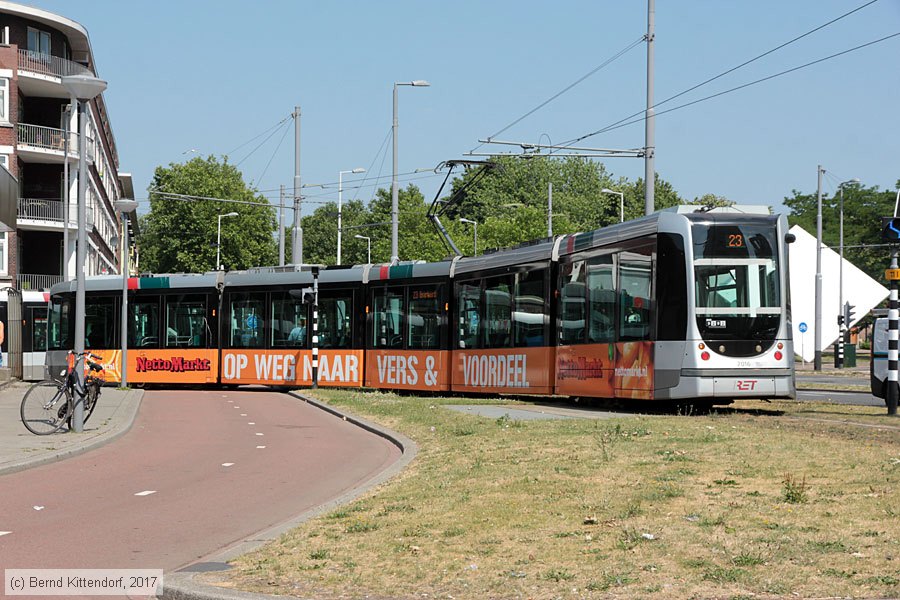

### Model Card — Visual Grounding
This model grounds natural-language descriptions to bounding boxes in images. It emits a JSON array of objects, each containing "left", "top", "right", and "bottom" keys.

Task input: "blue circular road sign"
[{"left": 799, "top": 322, "right": 808, "bottom": 333}]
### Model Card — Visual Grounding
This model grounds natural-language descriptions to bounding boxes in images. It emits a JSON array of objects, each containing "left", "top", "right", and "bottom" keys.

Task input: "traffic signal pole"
[{"left": 888, "top": 249, "right": 899, "bottom": 416}]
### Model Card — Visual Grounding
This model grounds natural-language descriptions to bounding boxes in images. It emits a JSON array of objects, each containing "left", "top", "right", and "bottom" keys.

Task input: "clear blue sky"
[{"left": 29, "top": 0, "right": 900, "bottom": 218}]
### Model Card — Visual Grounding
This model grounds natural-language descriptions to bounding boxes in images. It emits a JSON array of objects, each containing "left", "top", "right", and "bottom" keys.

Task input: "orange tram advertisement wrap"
[
  {"left": 556, "top": 342, "right": 654, "bottom": 400},
  {"left": 47, "top": 206, "right": 796, "bottom": 404},
  {"left": 220, "top": 350, "right": 364, "bottom": 387}
]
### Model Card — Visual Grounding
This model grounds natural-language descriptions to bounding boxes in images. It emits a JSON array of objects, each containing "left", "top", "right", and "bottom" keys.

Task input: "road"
[
  {"left": 796, "top": 388, "right": 884, "bottom": 407},
  {"left": 0, "top": 389, "right": 400, "bottom": 572},
  {"left": 796, "top": 374, "right": 868, "bottom": 387}
]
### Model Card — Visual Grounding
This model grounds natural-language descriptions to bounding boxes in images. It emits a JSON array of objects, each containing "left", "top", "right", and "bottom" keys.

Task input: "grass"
[{"left": 211, "top": 391, "right": 900, "bottom": 600}]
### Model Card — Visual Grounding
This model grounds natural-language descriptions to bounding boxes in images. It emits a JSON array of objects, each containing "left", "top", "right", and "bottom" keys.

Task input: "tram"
[
  {"left": 0, "top": 290, "right": 50, "bottom": 380},
  {"left": 46, "top": 205, "right": 795, "bottom": 403}
]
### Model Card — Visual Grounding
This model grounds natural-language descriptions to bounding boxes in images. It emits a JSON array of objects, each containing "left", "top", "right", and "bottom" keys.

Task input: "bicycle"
[{"left": 20, "top": 350, "right": 105, "bottom": 435}]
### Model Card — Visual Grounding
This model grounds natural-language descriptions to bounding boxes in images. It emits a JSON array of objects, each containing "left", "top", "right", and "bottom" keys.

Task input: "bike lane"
[{"left": 0, "top": 389, "right": 401, "bottom": 572}]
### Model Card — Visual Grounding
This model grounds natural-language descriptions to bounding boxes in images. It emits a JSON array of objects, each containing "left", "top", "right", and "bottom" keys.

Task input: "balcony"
[
  {"left": 16, "top": 124, "right": 79, "bottom": 164},
  {"left": 17, "top": 198, "right": 73, "bottom": 232},
  {"left": 16, "top": 273, "right": 63, "bottom": 291},
  {"left": 16, "top": 50, "right": 94, "bottom": 99}
]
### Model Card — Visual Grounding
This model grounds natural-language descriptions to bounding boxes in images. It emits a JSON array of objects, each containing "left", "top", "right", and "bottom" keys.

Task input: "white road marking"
[
  {"left": 240, "top": 414, "right": 247, "bottom": 416},
  {"left": 134, "top": 490, "right": 157, "bottom": 496},
  {"left": 227, "top": 399, "right": 233, "bottom": 402},
  {"left": 234, "top": 406, "right": 240, "bottom": 409},
  {"left": 248, "top": 422, "right": 255, "bottom": 425},
  {"left": 32, "top": 506, "right": 44, "bottom": 511},
  {"left": 255, "top": 433, "right": 264, "bottom": 436},
  {"left": 222, "top": 463, "right": 235, "bottom": 467},
  {"left": 0, "top": 531, "right": 10, "bottom": 537},
  {"left": 256, "top": 446, "right": 266, "bottom": 449}
]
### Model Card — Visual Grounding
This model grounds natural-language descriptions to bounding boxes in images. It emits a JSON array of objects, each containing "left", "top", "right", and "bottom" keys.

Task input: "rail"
[
  {"left": 18, "top": 198, "right": 65, "bottom": 222},
  {"left": 16, "top": 274, "right": 63, "bottom": 291},
  {"left": 16, "top": 123, "right": 78, "bottom": 154},
  {"left": 17, "top": 50, "right": 93, "bottom": 79}
]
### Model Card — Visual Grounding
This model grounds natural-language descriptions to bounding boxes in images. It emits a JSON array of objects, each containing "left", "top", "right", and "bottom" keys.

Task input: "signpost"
[{"left": 799, "top": 322, "right": 808, "bottom": 363}]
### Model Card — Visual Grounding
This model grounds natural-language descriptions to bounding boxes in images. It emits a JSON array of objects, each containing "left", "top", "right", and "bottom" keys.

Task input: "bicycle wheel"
[
  {"left": 83, "top": 381, "right": 100, "bottom": 424},
  {"left": 21, "top": 381, "right": 71, "bottom": 435}
]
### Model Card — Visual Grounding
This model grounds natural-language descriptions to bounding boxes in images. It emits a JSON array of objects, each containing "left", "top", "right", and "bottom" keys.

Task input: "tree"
[
  {"left": 784, "top": 180, "right": 898, "bottom": 281},
  {"left": 295, "top": 199, "right": 371, "bottom": 266},
  {"left": 367, "top": 184, "right": 449, "bottom": 262},
  {"left": 625, "top": 173, "right": 686, "bottom": 219},
  {"left": 140, "top": 156, "right": 277, "bottom": 273}
]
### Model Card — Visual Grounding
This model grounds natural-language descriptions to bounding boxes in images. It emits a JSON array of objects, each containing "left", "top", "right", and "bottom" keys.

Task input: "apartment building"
[{"left": 0, "top": 1, "right": 133, "bottom": 291}]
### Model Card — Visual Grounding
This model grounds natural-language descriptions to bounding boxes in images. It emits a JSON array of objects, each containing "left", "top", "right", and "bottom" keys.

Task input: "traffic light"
[
  {"left": 843, "top": 302, "right": 856, "bottom": 326},
  {"left": 882, "top": 217, "right": 900, "bottom": 241},
  {"left": 837, "top": 314, "right": 844, "bottom": 326}
]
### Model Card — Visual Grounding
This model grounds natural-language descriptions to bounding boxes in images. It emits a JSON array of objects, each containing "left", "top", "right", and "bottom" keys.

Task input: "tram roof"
[{"left": 48, "top": 272, "right": 223, "bottom": 295}]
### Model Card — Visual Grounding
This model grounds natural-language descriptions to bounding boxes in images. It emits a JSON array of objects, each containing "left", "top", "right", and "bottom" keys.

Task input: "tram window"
[
  {"left": 272, "top": 293, "right": 306, "bottom": 348},
  {"left": 319, "top": 294, "right": 351, "bottom": 349},
  {"left": 514, "top": 270, "right": 546, "bottom": 347},
  {"left": 228, "top": 293, "right": 264, "bottom": 349},
  {"left": 129, "top": 300, "right": 160, "bottom": 348},
  {"left": 48, "top": 296, "right": 72, "bottom": 350},
  {"left": 457, "top": 282, "right": 481, "bottom": 349},
  {"left": 485, "top": 276, "right": 513, "bottom": 349},
  {"left": 618, "top": 247, "right": 653, "bottom": 341},
  {"left": 408, "top": 286, "right": 441, "bottom": 350},
  {"left": 85, "top": 298, "right": 115, "bottom": 349},
  {"left": 559, "top": 261, "right": 586, "bottom": 344},
  {"left": 587, "top": 255, "right": 615, "bottom": 343},
  {"left": 373, "top": 288, "right": 403, "bottom": 349},
  {"left": 166, "top": 295, "right": 209, "bottom": 348},
  {"left": 31, "top": 309, "right": 47, "bottom": 352}
]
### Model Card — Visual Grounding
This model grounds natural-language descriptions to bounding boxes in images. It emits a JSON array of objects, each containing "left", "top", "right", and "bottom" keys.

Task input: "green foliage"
[
  {"left": 784, "top": 180, "right": 899, "bottom": 281},
  {"left": 140, "top": 156, "right": 277, "bottom": 273}
]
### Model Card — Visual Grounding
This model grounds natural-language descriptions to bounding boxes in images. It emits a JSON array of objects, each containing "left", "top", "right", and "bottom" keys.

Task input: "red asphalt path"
[{"left": 0, "top": 389, "right": 400, "bottom": 571}]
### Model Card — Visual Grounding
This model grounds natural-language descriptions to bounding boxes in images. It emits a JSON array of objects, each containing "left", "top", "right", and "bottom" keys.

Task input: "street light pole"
[
  {"left": 460, "top": 218, "right": 478, "bottom": 255},
  {"left": 115, "top": 199, "right": 138, "bottom": 387},
  {"left": 62, "top": 73, "right": 107, "bottom": 433},
  {"left": 392, "top": 80, "right": 430, "bottom": 264},
  {"left": 337, "top": 167, "right": 365, "bottom": 265},
  {"left": 602, "top": 188, "right": 625, "bottom": 223},
  {"left": 217, "top": 212, "right": 238, "bottom": 270},
  {"left": 354, "top": 234, "right": 371, "bottom": 264},
  {"left": 62, "top": 102, "right": 71, "bottom": 281},
  {"left": 815, "top": 165, "right": 825, "bottom": 371}
]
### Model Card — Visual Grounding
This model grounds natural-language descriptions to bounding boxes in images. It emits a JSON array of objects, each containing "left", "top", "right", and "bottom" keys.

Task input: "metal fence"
[
  {"left": 18, "top": 198, "right": 65, "bottom": 222},
  {"left": 17, "top": 50, "right": 93, "bottom": 79},
  {"left": 16, "top": 274, "right": 63, "bottom": 291},
  {"left": 16, "top": 123, "right": 78, "bottom": 153}
]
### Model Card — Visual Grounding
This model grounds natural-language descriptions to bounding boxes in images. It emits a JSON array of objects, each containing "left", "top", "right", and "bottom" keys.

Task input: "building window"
[
  {"left": 0, "top": 79, "right": 8, "bottom": 123},
  {"left": 27, "top": 27, "right": 51, "bottom": 55},
  {"left": 0, "top": 155, "right": 8, "bottom": 171}
]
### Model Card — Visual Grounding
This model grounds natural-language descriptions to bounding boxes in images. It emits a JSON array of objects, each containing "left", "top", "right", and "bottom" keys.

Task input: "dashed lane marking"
[
  {"left": 134, "top": 490, "right": 157, "bottom": 497},
  {"left": 240, "top": 414, "right": 247, "bottom": 416},
  {"left": 256, "top": 446, "right": 266, "bottom": 449},
  {"left": 248, "top": 422, "right": 255, "bottom": 425},
  {"left": 0, "top": 531, "right": 11, "bottom": 537},
  {"left": 222, "top": 463, "right": 235, "bottom": 467},
  {"left": 255, "top": 433, "right": 264, "bottom": 436}
]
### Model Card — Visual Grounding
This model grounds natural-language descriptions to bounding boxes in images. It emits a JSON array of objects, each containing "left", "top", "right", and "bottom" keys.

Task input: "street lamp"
[
  {"left": 836, "top": 178, "right": 860, "bottom": 368},
  {"left": 354, "top": 234, "right": 371, "bottom": 264},
  {"left": 338, "top": 167, "right": 366, "bottom": 265},
  {"left": 62, "top": 73, "right": 107, "bottom": 433},
  {"left": 217, "top": 212, "right": 239, "bottom": 270},
  {"left": 392, "top": 79, "right": 430, "bottom": 264},
  {"left": 460, "top": 218, "right": 478, "bottom": 255},
  {"left": 601, "top": 188, "right": 625, "bottom": 223},
  {"left": 114, "top": 198, "right": 138, "bottom": 387}
]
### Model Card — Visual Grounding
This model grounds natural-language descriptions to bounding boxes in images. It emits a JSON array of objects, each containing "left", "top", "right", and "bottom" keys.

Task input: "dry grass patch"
[{"left": 212, "top": 392, "right": 900, "bottom": 599}]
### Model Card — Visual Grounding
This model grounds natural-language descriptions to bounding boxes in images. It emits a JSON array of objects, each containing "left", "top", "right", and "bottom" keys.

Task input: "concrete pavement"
[{"left": 0, "top": 380, "right": 143, "bottom": 476}]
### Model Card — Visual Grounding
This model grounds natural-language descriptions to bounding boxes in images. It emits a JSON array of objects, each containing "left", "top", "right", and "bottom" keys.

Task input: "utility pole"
[
  {"left": 279, "top": 185, "right": 285, "bottom": 266},
  {"left": 814, "top": 165, "right": 824, "bottom": 371},
  {"left": 548, "top": 182, "right": 553, "bottom": 237},
  {"left": 643, "top": 0, "right": 655, "bottom": 216},
  {"left": 888, "top": 248, "right": 899, "bottom": 415},
  {"left": 292, "top": 106, "right": 302, "bottom": 265}
]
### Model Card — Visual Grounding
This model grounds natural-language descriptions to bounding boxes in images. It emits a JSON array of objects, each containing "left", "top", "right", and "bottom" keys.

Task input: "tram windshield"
[{"left": 691, "top": 219, "right": 781, "bottom": 353}]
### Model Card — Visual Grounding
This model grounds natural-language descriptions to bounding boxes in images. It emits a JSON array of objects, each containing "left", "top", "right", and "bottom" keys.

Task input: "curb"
[
  {"left": 0, "top": 388, "right": 144, "bottom": 477},
  {"left": 159, "top": 391, "right": 418, "bottom": 600}
]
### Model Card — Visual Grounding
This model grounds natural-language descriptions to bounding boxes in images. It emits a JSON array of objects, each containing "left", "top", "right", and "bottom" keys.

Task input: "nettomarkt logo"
[{"left": 135, "top": 357, "right": 211, "bottom": 373}]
